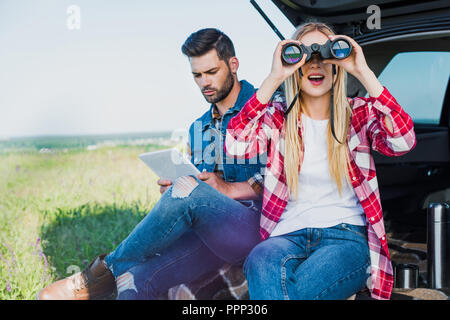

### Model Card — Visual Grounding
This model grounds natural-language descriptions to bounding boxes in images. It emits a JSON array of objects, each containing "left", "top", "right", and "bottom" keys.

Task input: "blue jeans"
[
  {"left": 244, "top": 223, "right": 371, "bottom": 300},
  {"left": 103, "top": 176, "right": 261, "bottom": 299}
]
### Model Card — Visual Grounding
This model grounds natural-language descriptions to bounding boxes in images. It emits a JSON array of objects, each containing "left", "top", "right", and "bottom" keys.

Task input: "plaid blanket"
[{"left": 164, "top": 263, "right": 248, "bottom": 300}]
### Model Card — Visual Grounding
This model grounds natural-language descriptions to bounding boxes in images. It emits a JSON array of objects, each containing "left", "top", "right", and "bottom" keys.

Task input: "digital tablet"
[{"left": 138, "top": 148, "right": 200, "bottom": 181}]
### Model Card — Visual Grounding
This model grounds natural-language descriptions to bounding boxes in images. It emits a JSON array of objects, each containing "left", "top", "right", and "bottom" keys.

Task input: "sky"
[
  {"left": 1, "top": 1, "right": 449, "bottom": 139},
  {"left": 0, "top": 0, "right": 295, "bottom": 138}
]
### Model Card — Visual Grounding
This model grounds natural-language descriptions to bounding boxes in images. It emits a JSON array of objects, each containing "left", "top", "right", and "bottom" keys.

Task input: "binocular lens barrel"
[
  {"left": 281, "top": 38, "right": 352, "bottom": 65},
  {"left": 331, "top": 40, "right": 352, "bottom": 58},
  {"left": 281, "top": 43, "right": 302, "bottom": 65}
]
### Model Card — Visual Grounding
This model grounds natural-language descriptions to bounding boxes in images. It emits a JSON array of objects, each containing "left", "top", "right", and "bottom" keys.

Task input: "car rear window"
[{"left": 377, "top": 52, "right": 450, "bottom": 125}]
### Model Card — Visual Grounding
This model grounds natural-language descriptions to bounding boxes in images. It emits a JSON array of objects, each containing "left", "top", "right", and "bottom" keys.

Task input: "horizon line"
[{"left": 0, "top": 130, "right": 175, "bottom": 140}]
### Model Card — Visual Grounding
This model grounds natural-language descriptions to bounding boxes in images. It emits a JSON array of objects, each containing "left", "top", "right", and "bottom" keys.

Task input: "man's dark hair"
[{"left": 181, "top": 28, "right": 235, "bottom": 62}]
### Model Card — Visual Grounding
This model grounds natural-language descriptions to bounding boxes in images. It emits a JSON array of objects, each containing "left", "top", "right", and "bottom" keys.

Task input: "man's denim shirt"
[{"left": 188, "top": 80, "right": 266, "bottom": 187}]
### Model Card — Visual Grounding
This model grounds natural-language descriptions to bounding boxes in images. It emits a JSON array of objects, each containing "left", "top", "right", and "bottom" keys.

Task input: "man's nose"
[{"left": 200, "top": 75, "right": 212, "bottom": 88}]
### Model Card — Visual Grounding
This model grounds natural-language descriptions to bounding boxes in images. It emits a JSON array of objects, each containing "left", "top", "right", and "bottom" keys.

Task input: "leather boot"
[{"left": 36, "top": 253, "right": 117, "bottom": 300}]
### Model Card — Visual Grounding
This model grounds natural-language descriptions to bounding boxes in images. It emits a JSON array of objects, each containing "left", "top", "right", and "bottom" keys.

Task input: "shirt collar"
[
  {"left": 211, "top": 104, "right": 222, "bottom": 122},
  {"left": 202, "top": 80, "right": 256, "bottom": 130}
]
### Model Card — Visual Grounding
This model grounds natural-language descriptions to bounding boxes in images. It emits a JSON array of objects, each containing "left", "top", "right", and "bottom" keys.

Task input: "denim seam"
[
  {"left": 309, "top": 229, "right": 322, "bottom": 248},
  {"left": 338, "top": 224, "right": 367, "bottom": 241},
  {"left": 132, "top": 196, "right": 195, "bottom": 264},
  {"left": 332, "top": 225, "right": 371, "bottom": 262},
  {"left": 149, "top": 195, "right": 252, "bottom": 273},
  {"left": 193, "top": 203, "right": 258, "bottom": 225},
  {"left": 170, "top": 178, "right": 259, "bottom": 230},
  {"left": 190, "top": 203, "right": 258, "bottom": 264},
  {"left": 280, "top": 254, "right": 306, "bottom": 300},
  {"left": 190, "top": 178, "right": 260, "bottom": 214},
  {"left": 312, "top": 259, "right": 371, "bottom": 300},
  {"left": 158, "top": 211, "right": 192, "bottom": 250},
  {"left": 143, "top": 240, "right": 205, "bottom": 298}
]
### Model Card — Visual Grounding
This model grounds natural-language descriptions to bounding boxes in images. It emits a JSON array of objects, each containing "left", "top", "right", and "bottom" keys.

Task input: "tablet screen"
[{"left": 139, "top": 148, "right": 200, "bottom": 181}]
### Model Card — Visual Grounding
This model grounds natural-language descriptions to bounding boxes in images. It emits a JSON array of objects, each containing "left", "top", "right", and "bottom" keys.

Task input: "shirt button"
[
  {"left": 381, "top": 236, "right": 385, "bottom": 241},
  {"left": 352, "top": 177, "right": 357, "bottom": 181},
  {"left": 371, "top": 217, "right": 375, "bottom": 222}
]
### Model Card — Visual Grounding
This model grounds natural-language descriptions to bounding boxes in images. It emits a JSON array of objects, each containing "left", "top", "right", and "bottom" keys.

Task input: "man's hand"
[
  {"left": 196, "top": 171, "right": 233, "bottom": 198},
  {"left": 157, "top": 178, "right": 173, "bottom": 195}
]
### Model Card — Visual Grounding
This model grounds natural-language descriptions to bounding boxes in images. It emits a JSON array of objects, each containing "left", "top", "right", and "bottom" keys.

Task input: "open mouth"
[{"left": 308, "top": 74, "right": 325, "bottom": 86}]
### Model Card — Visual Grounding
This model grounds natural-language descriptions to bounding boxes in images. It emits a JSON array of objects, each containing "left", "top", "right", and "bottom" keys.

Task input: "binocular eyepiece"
[{"left": 281, "top": 38, "right": 352, "bottom": 66}]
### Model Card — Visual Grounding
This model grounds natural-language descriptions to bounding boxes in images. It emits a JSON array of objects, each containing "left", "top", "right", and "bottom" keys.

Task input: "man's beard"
[{"left": 202, "top": 70, "right": 235, "bottom": 104}]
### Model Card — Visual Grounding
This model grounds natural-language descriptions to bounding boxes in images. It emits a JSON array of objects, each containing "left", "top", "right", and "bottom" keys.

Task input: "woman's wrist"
[
  {"left": 256, "top": 74, "right": 284, "bottom": 104},
  {"left": 354, "top": 66, "right": 384, "bottom": 98},
  {"left": 267, "top": 72, "right": 285, "bottom": 85},
  {"left": 350, "top": 62, "right": 372, "bottom": 80}
]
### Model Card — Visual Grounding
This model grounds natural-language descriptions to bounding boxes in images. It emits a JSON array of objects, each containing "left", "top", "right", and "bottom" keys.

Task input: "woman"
[{"left": 225, "top": 22, "right": 416, "bottom": 300}]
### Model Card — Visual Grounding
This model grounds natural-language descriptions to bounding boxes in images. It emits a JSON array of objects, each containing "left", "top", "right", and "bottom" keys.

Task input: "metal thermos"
[
  {"left": 395, "top": 264, "right": 419, "bottom": 289},
  {"left": 427, "top": 202, "right": 450, "bottom": 289}
]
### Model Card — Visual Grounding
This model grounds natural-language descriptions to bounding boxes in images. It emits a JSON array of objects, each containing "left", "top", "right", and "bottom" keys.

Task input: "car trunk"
[{"left": 271, "top": 0, "right": 450, "bottom": 42}]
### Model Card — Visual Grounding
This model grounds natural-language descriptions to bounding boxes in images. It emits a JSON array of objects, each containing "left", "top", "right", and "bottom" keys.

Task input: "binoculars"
[{"left": 281, "top": 37, "right": 352, "bottom": 65}]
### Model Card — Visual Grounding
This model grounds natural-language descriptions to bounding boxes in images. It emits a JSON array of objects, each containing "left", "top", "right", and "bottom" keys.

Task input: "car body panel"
[{"left": 272, "top": 0, "right": 450, "bottom": 44}]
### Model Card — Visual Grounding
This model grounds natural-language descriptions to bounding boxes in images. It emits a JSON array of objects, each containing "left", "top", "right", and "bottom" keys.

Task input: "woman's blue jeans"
[
  {"left": 244, "top": 223, "right": 371, "bottom": 300},
  {"left": 103, "top": 176, "right": 261, "bottom": 299}
]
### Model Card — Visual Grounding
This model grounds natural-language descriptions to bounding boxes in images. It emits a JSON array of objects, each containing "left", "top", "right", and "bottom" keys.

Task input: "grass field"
[{"left": 0, "top": 134, "right": 177, "bottom": 299}]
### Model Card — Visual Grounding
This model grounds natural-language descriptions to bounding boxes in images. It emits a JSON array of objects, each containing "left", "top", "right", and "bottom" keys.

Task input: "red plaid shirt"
[{"left": 225, "top": 87, "right": 416, "bottom": 300}]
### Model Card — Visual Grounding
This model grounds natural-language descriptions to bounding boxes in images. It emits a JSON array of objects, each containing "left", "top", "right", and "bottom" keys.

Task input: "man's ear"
[{"left": 228, "top": 56, "right": 239, "bottom": 74}]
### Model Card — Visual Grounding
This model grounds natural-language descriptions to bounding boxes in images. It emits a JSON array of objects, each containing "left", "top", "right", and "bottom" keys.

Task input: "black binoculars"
[{"left": 281, "top": 38, "right": 352, "bottom": 65}]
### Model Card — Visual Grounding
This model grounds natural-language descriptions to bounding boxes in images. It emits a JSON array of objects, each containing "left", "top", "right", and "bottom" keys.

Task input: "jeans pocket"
[
  {"left": 338, "top": 223, "right": 368, "bottom": 242},
  {"left": 280, "top": 254, "right": 307, "bottom": 300}
]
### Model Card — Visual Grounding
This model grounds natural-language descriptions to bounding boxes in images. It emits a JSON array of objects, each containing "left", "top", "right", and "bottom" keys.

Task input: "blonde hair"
[{"left": 283, "top": 22, "right": 353, "bottom": 200}]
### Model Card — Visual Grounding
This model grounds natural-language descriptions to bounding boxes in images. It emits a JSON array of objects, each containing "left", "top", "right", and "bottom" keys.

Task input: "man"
[{"left": 37, "top": 28, "right": 265, "bottom": 300}]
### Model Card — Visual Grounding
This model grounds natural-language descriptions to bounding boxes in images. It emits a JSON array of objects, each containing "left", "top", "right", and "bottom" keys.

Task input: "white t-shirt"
[{"left": 270, "top": 113, "right": 365, "bottom": 238}]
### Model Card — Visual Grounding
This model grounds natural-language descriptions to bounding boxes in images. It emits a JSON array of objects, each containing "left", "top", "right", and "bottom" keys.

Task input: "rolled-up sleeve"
[
  {"left": 365, "top": 87, "right": 417, "bottom": 156},
  {"left": 225, "top": 93, "right": 284, "bottom": 159}
]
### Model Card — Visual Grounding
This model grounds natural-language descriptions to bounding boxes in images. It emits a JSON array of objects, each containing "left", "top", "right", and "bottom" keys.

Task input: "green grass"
[
  {"left": 0, "top": 131, "right": 172, "bottom": 153},
  {"left": 0, "top": 142, "right": 174, "bottom": 299}
]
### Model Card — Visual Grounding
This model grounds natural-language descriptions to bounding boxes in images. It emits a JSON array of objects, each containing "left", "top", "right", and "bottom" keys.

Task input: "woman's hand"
[
  {"left": 323, "top": 34, "right": 384, "bottom": 98},
  {"left": 324, "top": 34, "right": 390, "bottom": 130},
  {"left": 257, "top": 40, "right": 307, "bottom": 104},
  {"left": 269, "top": 40, "right": 307, "bottom": 83},
  {"left": 322, "top": 34, "right": 370, "bottom": 78}
]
